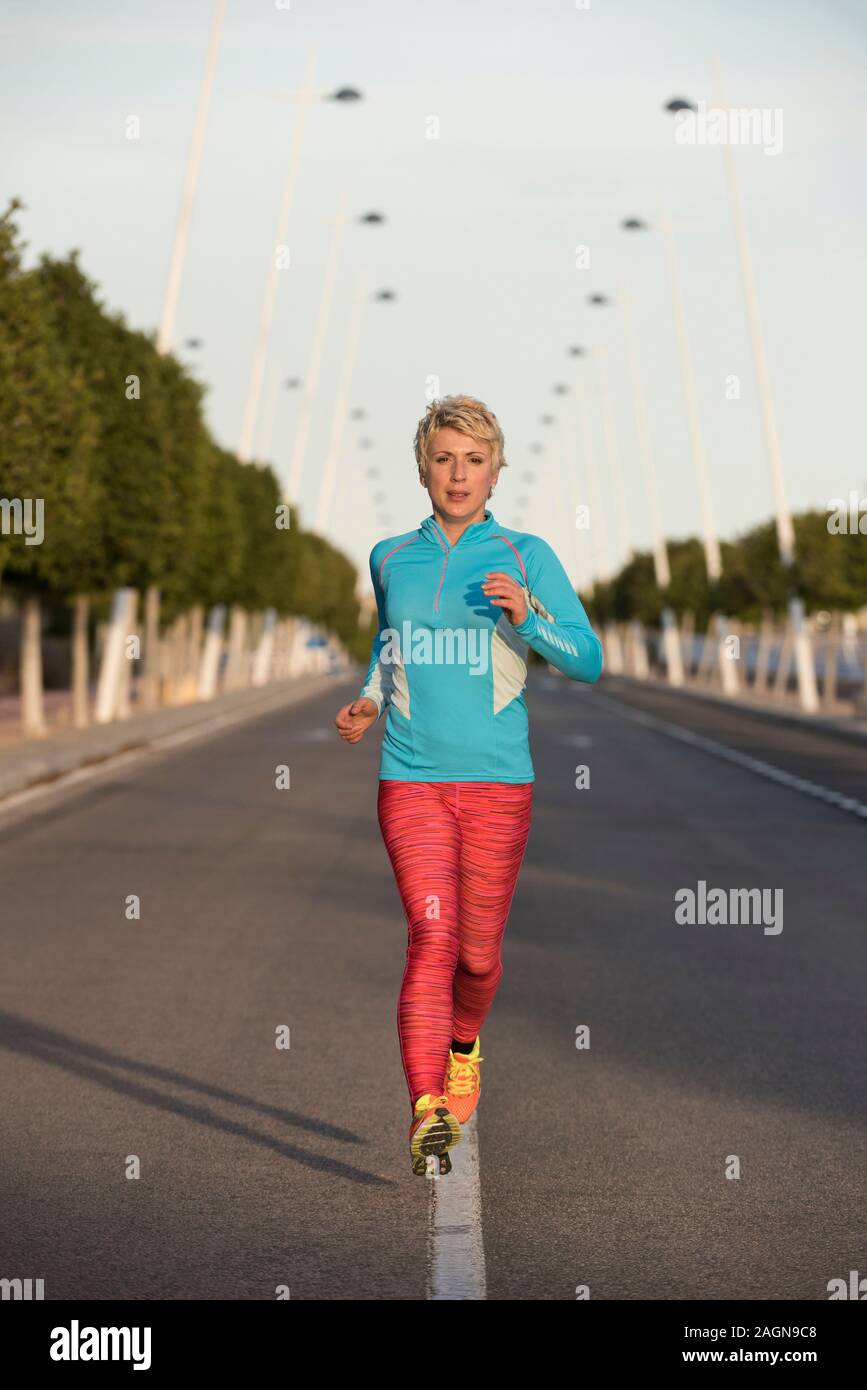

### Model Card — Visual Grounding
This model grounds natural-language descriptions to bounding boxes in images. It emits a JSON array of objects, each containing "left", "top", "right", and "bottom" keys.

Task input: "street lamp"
[
  {"left": 544, "top": 381, "right": 596, "bottom": 591},
  {"left": 621, "top": 213, "right": 721, "bottom": 580},
  {"left": 286, "top": 202, "right": 387, "bottom": 503},
  {"left": 239, "top": 70, "right": 368, "bottom": 463},
  {"left": 157, "top": 0, "right": 228, "bottom": 356},
  {"left": 313, "top": 282, "right": 398, "bottom": 534},
  {"left": 622, "top": 292, "right": 670, "bottom": 587},
  {"left": 582, "top": 309, "right": 633, "bottom": 568},
  {"left": 256, "top": 373, "right": 304, "bottom": 462},
  {"left": 565, "top": 345, "right": 613, "bottom": 584},
  {"left": 664, "top": 85, "right": 794, "bottom": 568}
]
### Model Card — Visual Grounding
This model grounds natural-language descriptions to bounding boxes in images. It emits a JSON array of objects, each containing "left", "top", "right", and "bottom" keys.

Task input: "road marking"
[
  {"left": 428, "top": 1113, "right": 487, "bottom": 1300},
  {"left": 592, "top": 691, "right": 867, "bottom": 822}
]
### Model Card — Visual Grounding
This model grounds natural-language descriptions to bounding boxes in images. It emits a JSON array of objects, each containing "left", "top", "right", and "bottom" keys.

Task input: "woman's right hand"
[{"left": 335, "top": 697, "right": 379, "bottom": 744}]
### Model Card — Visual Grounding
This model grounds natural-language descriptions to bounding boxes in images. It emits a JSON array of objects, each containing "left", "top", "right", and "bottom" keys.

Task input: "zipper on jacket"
[
  {"left": 433, "top": 550, "right": 449, "bottom": 613},
  {"left": 431, "top": 520, "right": 450, "bottom": 614},
  {"left": 431, "top": 512, "right": 487, "bottom": 613}
]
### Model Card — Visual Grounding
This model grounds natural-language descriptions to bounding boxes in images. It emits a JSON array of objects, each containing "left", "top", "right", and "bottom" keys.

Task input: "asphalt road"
[{"left": 1, "top": 672, "right": 864, "bottom": 1300}]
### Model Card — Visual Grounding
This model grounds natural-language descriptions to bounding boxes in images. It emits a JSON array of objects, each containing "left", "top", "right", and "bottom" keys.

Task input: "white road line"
[
  {"left": 591, "top": 691, "right": 867, "bottom": 822},
  {"left": 428, "top": 1113, "right": 487, "bottom": 1300}
]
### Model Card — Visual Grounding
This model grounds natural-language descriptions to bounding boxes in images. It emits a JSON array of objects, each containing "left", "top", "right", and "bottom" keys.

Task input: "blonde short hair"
[{"left": 414, "top": 394, "right": 507, "bottom": 484}]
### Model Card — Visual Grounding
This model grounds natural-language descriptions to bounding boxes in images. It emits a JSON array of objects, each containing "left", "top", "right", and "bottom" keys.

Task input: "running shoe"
[
  {"left": 445, "top": 1037, "right": 484, "bottom": 1123},
  {"left": 409, "top": 1093, "right": 461, "bottom": 1176}
]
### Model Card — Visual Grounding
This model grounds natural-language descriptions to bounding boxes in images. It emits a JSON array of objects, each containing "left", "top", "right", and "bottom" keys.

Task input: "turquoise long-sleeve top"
[{"left": 358, "top": 509, "right": 603, "bottom": 782}]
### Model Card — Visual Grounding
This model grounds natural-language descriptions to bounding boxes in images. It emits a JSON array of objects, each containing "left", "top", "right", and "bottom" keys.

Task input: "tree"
[{"left": 0, "top": 204, "right": 101, "bottom": 593}]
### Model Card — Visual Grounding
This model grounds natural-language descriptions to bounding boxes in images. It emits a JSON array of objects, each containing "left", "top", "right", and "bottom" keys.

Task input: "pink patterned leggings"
[{"left": 377, "top": 779, "right": 534, "bottom": 1106}]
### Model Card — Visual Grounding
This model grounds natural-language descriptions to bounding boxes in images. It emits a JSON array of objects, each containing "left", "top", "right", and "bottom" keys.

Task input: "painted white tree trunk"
[
  {"left": 183, "top": 605, "right": 204, "bottom": 703},
  {"left": 169, "top": 615, "right": 189, "bottom": 705},
  {"left": 198, "top": 604, "right": 226, "bottom": 700},
  {"left": 251, "top": 608, "right": 277, "bottom": 686},
  {"left": 715, "top": 615, "right": 740, "bottom": 696},
  {"left": 790, "top": 596, "right": 819, "bottom": 714},
  {"left": 140, "top": 584, "right": 161, "bottom": 710},
  {"left": 661, "top": 607, "right": 684, "bottom": 687},
  {"left": 821, "top": 614, "right": 840, "bottom": 711},
  {"left": 21, "top": 594, "right": 47, "bottom": 739},
  {"left": 603, "top": 622, "right": 624, "bottom": 675},
  {"left": 754, "top": 610, "right": 774, "bottom": 696},
  {"left": 71, "top": 593, "right": 90, "bottom": 729},
  {"left": 224, "top": 606, "right": 249, "bottom": 691},
  {"left": 116, "top": 589, "right": 139, "bottom": 720},
  {"left": 95, "top": 588, "right": 136, "bottom": 724}
]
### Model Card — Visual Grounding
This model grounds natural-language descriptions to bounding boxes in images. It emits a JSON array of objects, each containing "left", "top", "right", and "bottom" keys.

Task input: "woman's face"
[{"left": 424, "top": 427, "right": 497, "bottom": 522}]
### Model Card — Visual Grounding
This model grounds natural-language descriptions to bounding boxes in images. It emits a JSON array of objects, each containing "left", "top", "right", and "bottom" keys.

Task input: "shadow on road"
[{"left": 0, "top": 1010, "right": 395, "bottom": 1188}]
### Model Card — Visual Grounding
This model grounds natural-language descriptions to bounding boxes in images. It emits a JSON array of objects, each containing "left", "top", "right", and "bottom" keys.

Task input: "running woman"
[{"left": 335, "top": 395, "right": 603, "bottom": 1175}]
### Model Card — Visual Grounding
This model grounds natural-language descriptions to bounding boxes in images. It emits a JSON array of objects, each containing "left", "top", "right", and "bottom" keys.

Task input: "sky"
[{"left": 3, "top": 0, "right": 866, "bottom": 593}]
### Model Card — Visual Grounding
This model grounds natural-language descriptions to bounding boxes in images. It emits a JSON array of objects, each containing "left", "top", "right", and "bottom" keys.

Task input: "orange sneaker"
[
  {"left": 445, "top": 1037, "right": 484, "bottom": 1122},
  {"left": 409, "top": 1093, "right": 461, "bottom": 1176}
]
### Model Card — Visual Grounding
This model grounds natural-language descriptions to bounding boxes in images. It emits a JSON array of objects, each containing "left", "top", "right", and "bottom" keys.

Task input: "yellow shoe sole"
[{"left": 410, "top": 1104, "right": 461, "bottom": 1177}]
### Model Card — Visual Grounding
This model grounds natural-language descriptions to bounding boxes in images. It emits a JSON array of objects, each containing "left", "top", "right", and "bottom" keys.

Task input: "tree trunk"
[
  {"left": 95, "top": 588, "right": 136, "bottom": 724},
  {"left": 71, "top": 593, "right": 90, "bottom": 729},
  {"left": 140, "top": 584, "right": 161, "bottom": 711},
  {"left": 184, "top": 605, "right": 204, "bottom": 702},
  {"left": 224, "top": 606, "right": 249, "bottom": 691},
  {"left": 198, "top": 605, "right": 226, "bottom": 700},
  {"left": 116, "top": 589, "right": 140, "bottom": 720},
  {"left": 21, "top": 594, "right": 47, "bottom": 739},
  {"left": 252, "top": 609, "right": 277, "bottom": 686}
]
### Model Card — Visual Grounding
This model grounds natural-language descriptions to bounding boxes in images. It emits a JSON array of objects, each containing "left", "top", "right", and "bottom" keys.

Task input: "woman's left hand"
[{"left": 482, "top": 572, "right": 528, "bottom": 627}]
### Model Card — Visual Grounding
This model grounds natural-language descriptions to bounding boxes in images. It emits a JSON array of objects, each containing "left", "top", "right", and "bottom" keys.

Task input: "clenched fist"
[{"left": 335, "top": 696, "right": 379, "bottom": 744}]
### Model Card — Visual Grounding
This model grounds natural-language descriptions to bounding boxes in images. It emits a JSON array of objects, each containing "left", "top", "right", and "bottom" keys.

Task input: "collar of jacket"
[{"left": 419, "top": 509, "right": 498, "bottom": 550}]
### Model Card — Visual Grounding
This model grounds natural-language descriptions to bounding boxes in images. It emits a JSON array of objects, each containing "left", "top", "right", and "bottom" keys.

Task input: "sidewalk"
[
  {"left": 0, "top": 688, "right": 74, "bottom": 744},
  {"left": 0, "top": 672, "right": 347, "bottom": 802}
]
